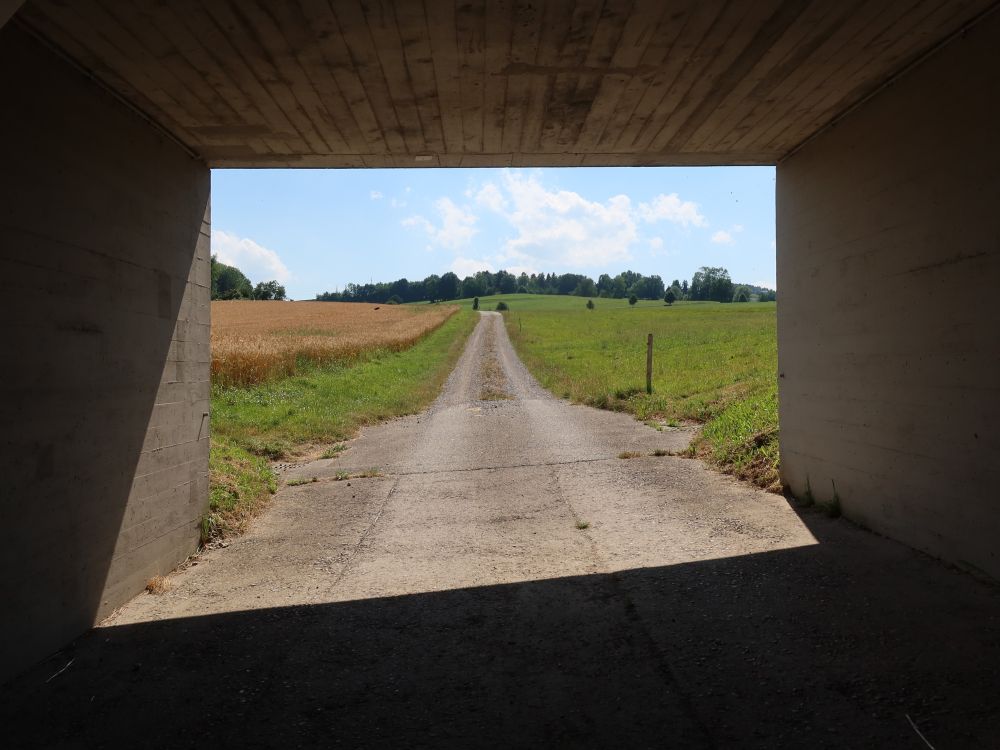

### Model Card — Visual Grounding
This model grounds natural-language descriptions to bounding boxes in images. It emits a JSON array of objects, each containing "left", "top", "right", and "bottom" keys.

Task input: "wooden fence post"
[{"left": 646, "top": 333, "right": 653, "bottom": 394}]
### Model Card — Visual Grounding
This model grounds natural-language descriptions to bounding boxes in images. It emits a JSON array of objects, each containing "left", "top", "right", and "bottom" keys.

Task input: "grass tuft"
[
  {"left": 203, "top": 435, "right": 277, "bottom": 543},
  {"left": 800, "top": 476, "right": 816, "bottom": 507},
  {"left": 332, "top": 468, "right": 382, "bottom": 481},
  {"left": 618, "top": 451, "right": 643, "bottom": 459},
  {"left": 575, "top": 520, "right": 590, "bottom": 530},
  {"left": 146, "top": 576, "right": 171, "bottom": 595},
  {"left": 824, "top": 480, "right": 842, "bottom": 518},
  {"left": 321, "top": 443, "right": 348, "bottom": 459}
]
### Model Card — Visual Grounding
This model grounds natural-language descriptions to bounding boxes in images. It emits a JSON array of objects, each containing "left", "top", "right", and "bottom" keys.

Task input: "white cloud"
[
  {"left": 647, "top": 236, "right": 675, "bottom": 258},
  {"left": 451, "top": 257, "right": 494, "bottom": 277},
  {"left": 474, "top": 183, "right": 507, "bottom": 212},
  {"left": 408, "top": 170, "right": 712, "bottom": 274},
  {"left": 370, "top": 190, "right": 383, "bottom": 200},
  {"left": 402, "top": 197, "right": 478, "bottom": 249},
  {"left": 436, "top": 198, "right": 478, "bottom": 247},
  {"left": 211, "top": 229, "right": 290, "bottom": 282},
  {"left": 711, "top": 224, "right": 745, "bottom": 245},
  {"left": 637, "top": 193, "right": 707, "bottom": 228},
  {"left": 402, "top": 215, "right": 434, "bottom": 234},
  {"left": 391, "top": 197, "right": 407, "bottom": 208},
  {"left": 478, "top": 171, "right": 638, "bottom": 269}
]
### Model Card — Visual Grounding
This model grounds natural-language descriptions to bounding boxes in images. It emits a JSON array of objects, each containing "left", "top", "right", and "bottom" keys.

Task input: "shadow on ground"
[{"left": 3, "top": 511, "right": 998, "bottom": 749}]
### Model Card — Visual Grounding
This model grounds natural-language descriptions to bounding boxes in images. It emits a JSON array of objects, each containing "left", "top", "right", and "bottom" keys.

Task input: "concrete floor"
[{"left": 2, "top": 312, "right": 998, "bottom": 748}]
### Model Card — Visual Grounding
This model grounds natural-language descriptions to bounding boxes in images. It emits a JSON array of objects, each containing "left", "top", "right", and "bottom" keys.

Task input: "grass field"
[
  {"left": 212, "top": 300, "right": 457, "bottom": 386},
  {"left": 459, "top": 294, "right": 779, "bottom": 491},
  {"left": 207, "top": 303, "right": 475, "bottom": 540}
]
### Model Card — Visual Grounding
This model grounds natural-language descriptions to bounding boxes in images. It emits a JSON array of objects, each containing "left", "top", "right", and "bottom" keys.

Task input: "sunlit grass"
[
  {"left": 204, "top": 435, "right": 277, "bottom": 542},
  {"left": 212, "top": 309, "right": 476, "bottom": 457},
  {"left": 206, "top": 308, "right": 477, "bottom": 540},
  {"left": 461, "top": 294, "right": 780, "bottom": 491}
]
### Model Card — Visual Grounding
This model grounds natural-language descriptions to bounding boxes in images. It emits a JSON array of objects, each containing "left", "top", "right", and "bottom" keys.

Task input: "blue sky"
[{"left": 211, "top": 167, "right": 776, "bottom": 301}]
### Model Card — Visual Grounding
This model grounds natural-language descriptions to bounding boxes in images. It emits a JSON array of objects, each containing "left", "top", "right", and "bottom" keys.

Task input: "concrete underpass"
[{"left": 1, "top": 0, "right": 998, "bottom": 742}]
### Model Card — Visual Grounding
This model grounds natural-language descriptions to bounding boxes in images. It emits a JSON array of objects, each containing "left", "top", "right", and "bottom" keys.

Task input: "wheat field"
[{"left": 212, "top": 301, "right": 458, "bottom": 386}]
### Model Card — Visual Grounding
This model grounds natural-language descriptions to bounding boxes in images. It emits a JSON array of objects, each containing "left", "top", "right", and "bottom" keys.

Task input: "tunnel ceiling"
[{"left": 14, "top": 0, "right": 996, "bottom": 167}]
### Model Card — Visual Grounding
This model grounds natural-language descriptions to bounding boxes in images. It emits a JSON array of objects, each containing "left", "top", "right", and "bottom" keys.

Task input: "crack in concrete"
[{"left": 312, "top": 454, "right": 668, "bottom": 483}]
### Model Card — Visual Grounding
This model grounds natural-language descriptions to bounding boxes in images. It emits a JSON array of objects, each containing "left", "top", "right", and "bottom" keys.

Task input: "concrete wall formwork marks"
[
  {"left": 0, "top": 25, "right": 210, "bottom": 680},
  {"left": 777, "top": 11, "right": 1000, "bottom": 579}
]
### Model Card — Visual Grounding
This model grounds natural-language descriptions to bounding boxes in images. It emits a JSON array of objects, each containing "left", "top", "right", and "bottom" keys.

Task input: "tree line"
[
  {"left": 315, "top": 267, "right": 775, "bottom": 305},
  {"left": 211, "top": 256, "right": 287, "bottom": 301}
]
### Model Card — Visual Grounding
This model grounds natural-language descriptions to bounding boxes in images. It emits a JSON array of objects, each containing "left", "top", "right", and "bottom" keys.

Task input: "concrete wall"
[
  {"left": 777, "top": 12, "right": 1000, "bottom": 579},
  {"left": 0, "top": 25, "right": 210, "bottom": 680}
]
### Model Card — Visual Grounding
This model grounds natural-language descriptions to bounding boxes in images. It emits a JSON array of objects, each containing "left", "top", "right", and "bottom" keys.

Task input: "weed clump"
[
  {"left": 321, "top": 443, "right": 347, "bottom": 459},
  {"left": 495, "top": 301, "right": 509, "bottom": 311},
  {"left": 241, "top": 437, "right": 292, "bottom": 460},
  {"left": 575, "top": 520, "right": 590, "bottom": 530},
  {"left": 146, "top": 576, "right": 171, "bottom": 595},
  {"left": 333, "top": 468, "right": 382, "bottom": 481},
  {"left": 618, "top": 451, "right": 643, "bottom": 459},
  {"left": 801, "top": 476, "right": 815, "bottom": 507},
  {"left": 614, "top": 386, "right": 642, "bottom": 400},
  {"left": 824, "top": 480, "right": 842, "bottom": 518},
  {"left": 203, "top": 436, "right": 277, "bottom": 544}
]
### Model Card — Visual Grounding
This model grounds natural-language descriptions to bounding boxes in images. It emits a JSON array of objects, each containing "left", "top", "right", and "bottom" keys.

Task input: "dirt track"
[{"left": 3, "top": 312, "right": 999, "bottom": 748}]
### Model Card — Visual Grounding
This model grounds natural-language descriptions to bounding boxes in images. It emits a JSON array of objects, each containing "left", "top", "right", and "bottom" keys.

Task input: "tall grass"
[
  {"left": 212, "top": 301, "right": 457, "bottom": 386},
  {"left": 204, "top": 435, "right": 277, "bottom": 542}
]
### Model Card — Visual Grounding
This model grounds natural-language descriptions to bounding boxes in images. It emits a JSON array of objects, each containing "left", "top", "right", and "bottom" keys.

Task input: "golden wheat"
[{"left": 212, "top": 301, "right": 458, "bottom": 387}]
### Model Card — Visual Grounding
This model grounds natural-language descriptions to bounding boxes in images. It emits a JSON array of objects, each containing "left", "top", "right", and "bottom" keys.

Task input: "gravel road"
[{"left": 3, "top": 312, "right": 998, "bottom": 748}]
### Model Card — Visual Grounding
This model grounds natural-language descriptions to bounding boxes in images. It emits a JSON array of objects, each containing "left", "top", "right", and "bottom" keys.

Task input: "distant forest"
[{"left": 316, "top": 267, "right": 775, "bottom": 305}]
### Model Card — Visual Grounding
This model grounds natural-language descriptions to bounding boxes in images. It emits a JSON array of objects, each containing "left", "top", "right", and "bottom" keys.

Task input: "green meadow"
[{"left": 461, "top": 294, "right": 780, "bottom": 490}]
